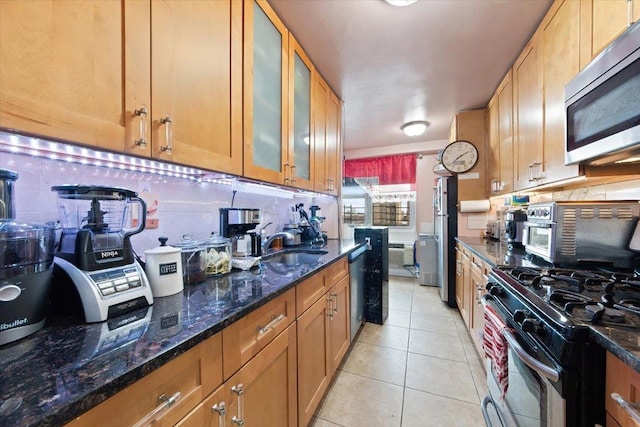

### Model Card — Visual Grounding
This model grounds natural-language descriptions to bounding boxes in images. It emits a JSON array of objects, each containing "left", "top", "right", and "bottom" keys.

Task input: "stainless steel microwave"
[{"left": 565, "top": 20, "right": 640, "bottom": 166}]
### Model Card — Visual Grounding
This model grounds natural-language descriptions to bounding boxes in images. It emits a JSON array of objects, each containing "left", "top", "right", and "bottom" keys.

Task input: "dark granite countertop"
[
  {"left": 456, "top": 236, "right": 640, "bottom": 372},
  {"left": 0, "top": 240, "right": 360, "bottom": 427}
]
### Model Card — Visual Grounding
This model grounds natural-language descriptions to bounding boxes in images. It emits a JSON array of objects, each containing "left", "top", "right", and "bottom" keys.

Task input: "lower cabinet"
[
  {"left": 65, "top": 333, "right": 223, "bottom": 427},
  {"left": 605, "top": 352, "right": 640, "bottom": 427},
  {"left": 178, "top": 323, "right": 298, "bottom": 427},
  {"left": 469, "top": 254, "right": 489, "bottom": 360},
  {"left": 297, "top": 274, "right": 350, "bottom": 426}
]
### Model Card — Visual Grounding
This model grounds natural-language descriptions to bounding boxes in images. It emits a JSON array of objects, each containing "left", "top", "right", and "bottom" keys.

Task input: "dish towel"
[{"left": 483, "top": 304, "right": 509, "bottom": 399}]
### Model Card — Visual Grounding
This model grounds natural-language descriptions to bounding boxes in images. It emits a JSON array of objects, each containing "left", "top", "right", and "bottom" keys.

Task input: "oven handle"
[{"left": 481, "top": 294, "right": 561, "bottom": 383}]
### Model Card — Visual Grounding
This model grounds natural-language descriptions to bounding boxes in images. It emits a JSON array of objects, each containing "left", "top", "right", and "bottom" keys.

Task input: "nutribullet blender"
[{"left": 51, "top": 185, "right": 153, "bottom": 322}]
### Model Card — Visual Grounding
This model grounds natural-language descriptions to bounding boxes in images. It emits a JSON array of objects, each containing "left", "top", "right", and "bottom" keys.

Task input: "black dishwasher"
[
  {"left": 348, "top": 245, "right": 367, "bottom": 341},
  {"left": 354, "top": 227, "right": 389, "bottom": 325}
]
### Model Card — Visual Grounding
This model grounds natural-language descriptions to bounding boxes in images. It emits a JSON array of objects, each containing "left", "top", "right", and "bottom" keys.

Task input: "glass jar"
[
  {"left": 173, "top": 235, "right": 207, "bottom": 285},
  {"left": 204, "top": 233, "right": 232, "bottom": 276}
]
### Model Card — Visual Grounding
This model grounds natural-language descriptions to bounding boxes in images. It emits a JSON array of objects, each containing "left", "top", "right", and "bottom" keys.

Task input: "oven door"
[
  {"left": 522, "top": 221, "right": 555, "bottom": 262},
  {"left": 481, "top": 295, "right": 566, "bottom": 427}
]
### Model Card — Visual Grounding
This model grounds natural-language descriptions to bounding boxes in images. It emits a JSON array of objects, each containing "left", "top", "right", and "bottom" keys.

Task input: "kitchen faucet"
[{"left": 262, "top": 231, "right": 296, "bottom": 252}]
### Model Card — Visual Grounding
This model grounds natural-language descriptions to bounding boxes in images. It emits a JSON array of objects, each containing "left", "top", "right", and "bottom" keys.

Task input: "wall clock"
[{"left": 440, "top": 140, "right": 478, "bottom": 173}]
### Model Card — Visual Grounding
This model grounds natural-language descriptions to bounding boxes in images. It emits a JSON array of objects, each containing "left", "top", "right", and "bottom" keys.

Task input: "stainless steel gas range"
[{"left": 481, "top": 265, "right": 640, "bottom": 427}]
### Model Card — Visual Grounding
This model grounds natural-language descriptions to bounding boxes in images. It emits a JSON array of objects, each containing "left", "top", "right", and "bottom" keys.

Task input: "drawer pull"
[
  {"left": 132, "top": 391, "right": 181, "bottom": 427},
  {"left": 256, "top": 313, "right": 285, "bottom": 336},
  {"left": 211, "top": 401, "right": 227, "bottom": 427},
  {"left": 611, "top": 392, "right": 640, "bottom": 424},
  {"left": 231, "top": 384, "right": 245, "bottom": 426}
]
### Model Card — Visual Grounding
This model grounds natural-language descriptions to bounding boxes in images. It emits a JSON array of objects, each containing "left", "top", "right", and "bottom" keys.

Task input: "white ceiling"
[{"left": 269, "top": 0, "right": 553, "bottom": 153}]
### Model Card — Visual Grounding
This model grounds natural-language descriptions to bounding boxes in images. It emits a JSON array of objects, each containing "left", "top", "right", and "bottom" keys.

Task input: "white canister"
[{"left": 144, "top": 237, "right": 184, "bottom": 297}]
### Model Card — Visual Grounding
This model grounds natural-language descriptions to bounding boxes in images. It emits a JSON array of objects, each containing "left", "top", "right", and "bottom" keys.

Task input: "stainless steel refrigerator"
[{"left": 433, "top": 168, "right": 457, "bottom": 307}]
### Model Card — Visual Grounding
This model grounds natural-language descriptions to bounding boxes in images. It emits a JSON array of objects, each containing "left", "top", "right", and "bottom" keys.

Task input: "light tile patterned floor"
[{"left": 311, "top": 276, "right": 488, "bottom": 427}]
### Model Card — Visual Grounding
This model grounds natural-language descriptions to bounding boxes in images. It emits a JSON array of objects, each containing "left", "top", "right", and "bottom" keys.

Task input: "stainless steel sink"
[{"left": 262, "top": 250, "right": 328, "bottom": 265}]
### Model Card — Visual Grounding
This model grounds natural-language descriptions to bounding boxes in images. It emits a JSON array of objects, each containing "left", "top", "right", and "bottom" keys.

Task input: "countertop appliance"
[
  {"left": 480, "top": 264, "right": 637, "bottom": 426},
  {"left": 523, "top": 201, "right": 639, "bottom": 269},
  {"left": 485, "top": 220, "right": 501, "bottom": 241},
  {"left": 433, "top": 169, "right": 458, "bottom": 307},
  {"left": 565, "top": 19, "right": 640, "bottom": 166},
  {"left": 219, "top": 208, "right": 261, "bottom": 257},
  {"left": 504, "top": 208, "right": 527, "bottom": 247},
  {"left": 51, "top": 185, "right": 153, "bottom": 323},
  {"left": 0, "top": 169, "right": 56, "bottom": 345},
  {"left": 348, "top": 244, "right": 366, "bottom": 341},
  {"left": 418, "top": 233, "right": 438, "bottom": 286},
  {"left": 354, "top": 227, "right": 388, "bottom": 325}
]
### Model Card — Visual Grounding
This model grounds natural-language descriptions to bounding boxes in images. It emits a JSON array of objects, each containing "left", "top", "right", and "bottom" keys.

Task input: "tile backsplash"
[{"left": 1, "top": 151, "right": 339, "bottom": 255}]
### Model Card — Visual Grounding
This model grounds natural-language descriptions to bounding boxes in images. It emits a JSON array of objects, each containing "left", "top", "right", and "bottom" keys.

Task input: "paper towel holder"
[{"left": 458, "top": 199, "right": 491, "bottom": 213}]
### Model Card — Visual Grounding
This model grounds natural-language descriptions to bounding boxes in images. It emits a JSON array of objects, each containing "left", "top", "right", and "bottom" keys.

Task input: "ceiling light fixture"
[
  {"left": 401, "top": 121, "right": 429, "bottom": 136},
  {"left": 384, "top": 0, "right": 418, "bottom": 6}
]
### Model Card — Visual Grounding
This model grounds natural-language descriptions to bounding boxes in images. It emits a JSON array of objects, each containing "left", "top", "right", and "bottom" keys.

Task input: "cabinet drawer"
[
  {"left": 65, "top": 333, "right": 222, "bottom": 427},
  {"left": 606, "top": 352, "right": 640, "bottom": 427},
  {"left": 325, "top": 257, "right": 348, "bottom": 286},
  {"left": 223, "top": 288, "right": 295, "bottom": 379},
  {"left": 296, "top": 273, "right": 328, "bottom": 316}
]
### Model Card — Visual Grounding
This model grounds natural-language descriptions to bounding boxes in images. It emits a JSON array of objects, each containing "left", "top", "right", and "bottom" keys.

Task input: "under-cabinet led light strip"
[{"left": 0, "top": 131, "right": 335, "bottom": 199}]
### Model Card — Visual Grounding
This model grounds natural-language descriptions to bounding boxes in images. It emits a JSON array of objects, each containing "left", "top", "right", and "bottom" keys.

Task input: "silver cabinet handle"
[
  {"left": 628, "top": 0, "right": 635, "bottom": 27},
  {"left": 212, "top": 401, "right": 227, "bottom": 427},
  {"left": 132, "top": 391, "right": 181, "bottom": 427},
  {"left": 528, "top": 164, "right": 535, "bottom": 182},
  {"left": 330, "top": 292, "right": 338, "bottom": 314},
  {"left": 326, "top": 296, "right": 333, "bottom": 319},
  {"left": 611, "top": 392, "right": 640, "bottom": 424},
  {"left": 231, "top": 384, "right": 244, "bottom": 426},
  {"left": 283, "top": 163, "right": 290, "bottom": 184},
  {"left": 160, "top": 115, "right": 173, "bottom": 154},
  {"left": 134, "top": 106, "right": 148, "bottom": 148},
  {"left": 256, "top": 313, "right": 285, "bottom": 336},
  {"left": 290, "top": 164, "right": 296, "bottom": 184}
]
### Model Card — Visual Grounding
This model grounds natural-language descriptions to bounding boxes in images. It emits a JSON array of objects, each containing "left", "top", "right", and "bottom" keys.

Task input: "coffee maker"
[
  {"left": 219, "top": 208, "right": 261, "bottom": 257},
  {"left": 51, "top": 185, "right": 153, "bottom": 323}
]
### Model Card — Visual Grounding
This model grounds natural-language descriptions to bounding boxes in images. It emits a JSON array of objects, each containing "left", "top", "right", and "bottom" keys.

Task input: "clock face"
[{"left": 441, "top": 140, "right": 478, "bottom": 173}]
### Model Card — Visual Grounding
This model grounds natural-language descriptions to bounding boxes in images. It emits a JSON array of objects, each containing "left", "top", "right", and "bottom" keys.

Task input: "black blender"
[{"left": 51, "top": 185, "right": 153, "bottom": 322}]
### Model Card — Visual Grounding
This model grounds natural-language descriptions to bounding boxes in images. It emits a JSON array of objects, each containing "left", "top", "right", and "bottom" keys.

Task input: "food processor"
[
  {"left": 1, "top": 169, "right": 56, "bottom": 345},
  {"left": 51, "top": 185, "right": 153, "bottom": 322}
]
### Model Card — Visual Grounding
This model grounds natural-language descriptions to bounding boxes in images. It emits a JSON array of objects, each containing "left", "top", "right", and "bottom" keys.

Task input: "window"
[
  {"left": 372, "top": 201, "right": 411, "bottom": 226},
  {"left": 343, "top": 197, "right": 366, "bottom": 226},
  {"left": 343, "top": 195, "right": 414, "bottom": 228}
]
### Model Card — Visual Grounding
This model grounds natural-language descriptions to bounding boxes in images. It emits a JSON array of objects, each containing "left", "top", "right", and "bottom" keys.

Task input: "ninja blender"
[{"left": 51, "top": 185, "right": 153, "bottom": 322}]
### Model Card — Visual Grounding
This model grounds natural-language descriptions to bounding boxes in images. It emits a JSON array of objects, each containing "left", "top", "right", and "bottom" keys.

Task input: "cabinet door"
[
  {"left": 591, "top": 0, "right": 631, "bottom": 58},
  {"left": 469, "top": 257, "right": 488, "bottom": 360},
  {"left": 455, "top": 245, "right": 465, "bottom": 317},
  {"left": 150, "top": 0, "right": 242, "bottom": 174},
  {"left": 325, "top": 91, "right": 342, "bottom": 196},
  {"left": 243, "top": 0, "right": 289, "bottom": 184},
  {"left": 328, "top": 275, "right": 350, "bottom": 375},
  {"left": 225, "top": 323, "right": 298, "bottom": 427},
  {"left": 497, "top": 71, "right": 514, "bottom": 195},
  {"left": 297, "top": 292, "right": 331, "bottom": 427},
  {"left": 0, "top": 0, "right": 149, "bottom": 155},
  {"left": 450, "top": 110, "right": 486, "bottom": 201},
  {"left": 313, "top": 75, "right": 330, "bottom": 193},
  {"left": 288, "top": 35, "right": 314, "bottom": 190},
  {"left": 486, "top": 96, "right": 500, "bottom": 196},
  {"left": 514, "top": 36, "right": 543, "bottom": 191},
  {"left": 542, "top": 0, "right": 582, "bottom": 184},
  {"left": 606, "top": 352, "right": 640, "bottom": 427}
]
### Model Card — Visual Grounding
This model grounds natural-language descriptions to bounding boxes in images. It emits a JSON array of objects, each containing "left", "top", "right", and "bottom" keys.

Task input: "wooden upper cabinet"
[
  {"left": 325, "top": 91, "right": 343, "bottom": 196},
  {"left": 313, "top": 74, "right": 342, "bottom": 195},
  {"left": 288, "top": 34, "right": 315, "bottom": 190},
  {"left": 497, "top": 70, "right": 514, "bottom": 195},
  {"left": 486, "top": 95, "right": 500, "bottom": 196},
  {"left": 513, "top": 34, "right": 544, "bottom": 191},
  {"left": 151, "top": 0, "right": 242, "bottom": 174},
  {"left": 541, "top": 0, "right": 582, "bottom": 184},
  {"left": 449, "top": 110, "right": 486, "bottom": 201},
  {"left": 590, "top": 0, "right": 640, "bottom": 59},
  {"left": 0, "top": 0, "right": 148, "bottom": 154},
  {"left": 243, "top": 0, "right": 289, "bottom": 184}
]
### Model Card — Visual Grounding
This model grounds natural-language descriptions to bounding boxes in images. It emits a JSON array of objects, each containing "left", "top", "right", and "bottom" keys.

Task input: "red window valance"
[{"left": 343, "top": 154, "right": 416, "bottom": 185}]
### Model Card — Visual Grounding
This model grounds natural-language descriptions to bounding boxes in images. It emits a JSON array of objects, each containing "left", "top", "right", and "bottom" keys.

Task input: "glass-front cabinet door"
[
  {"left": 243, "top": 0, "right": 288, "bottom": 184},
  {"left": 288, "top": 35, "right": 314, "bottom": 190}
]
